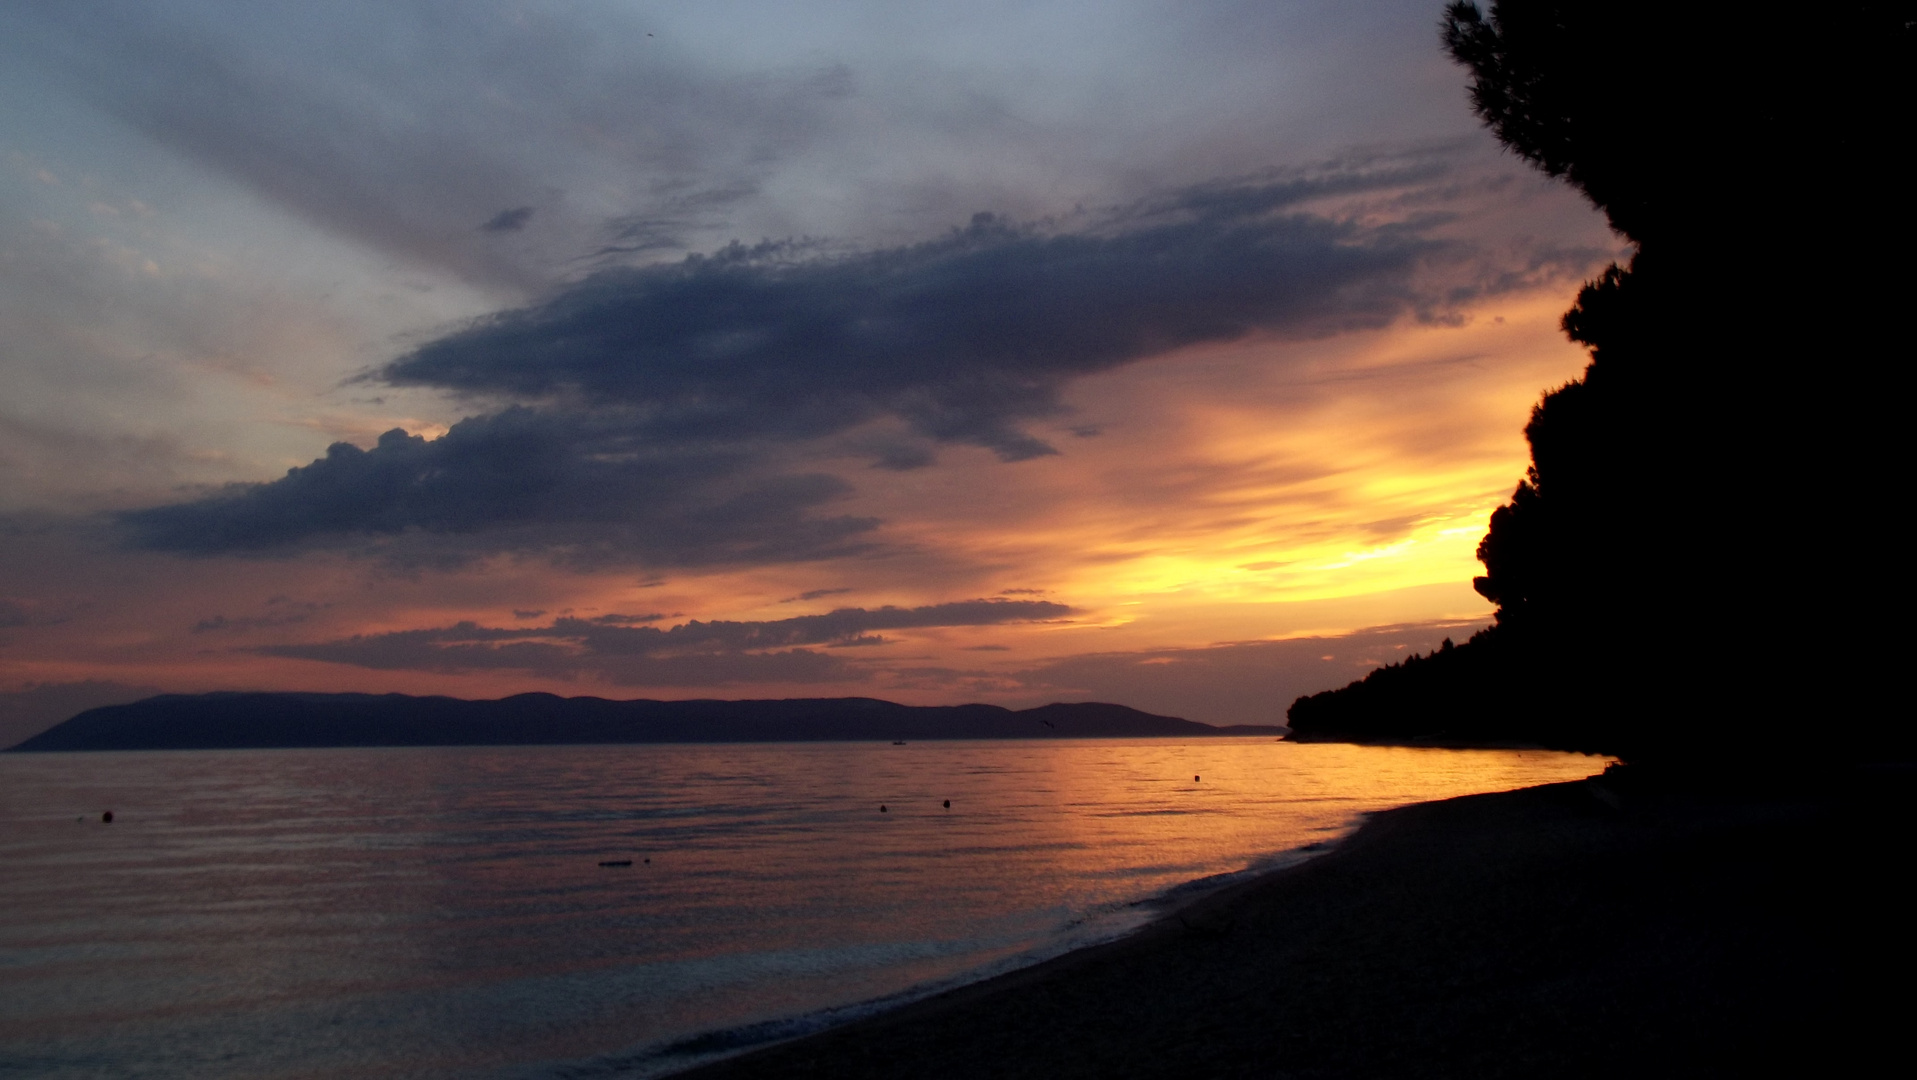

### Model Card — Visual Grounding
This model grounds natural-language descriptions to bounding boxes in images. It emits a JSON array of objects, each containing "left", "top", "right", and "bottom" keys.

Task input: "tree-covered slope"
[{"left": 1289, "top": 2, "right": 1914, "bottom": 760}]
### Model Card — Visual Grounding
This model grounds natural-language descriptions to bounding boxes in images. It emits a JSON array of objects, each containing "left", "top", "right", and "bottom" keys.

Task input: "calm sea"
[{"left": 0, "top": 739, "right": 1602, "bottom": 1078}]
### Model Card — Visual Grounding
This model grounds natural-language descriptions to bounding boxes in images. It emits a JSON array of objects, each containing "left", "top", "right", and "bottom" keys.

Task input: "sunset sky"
[{"left": 0, "top": 0, "right": 1618, "bottom": 743}]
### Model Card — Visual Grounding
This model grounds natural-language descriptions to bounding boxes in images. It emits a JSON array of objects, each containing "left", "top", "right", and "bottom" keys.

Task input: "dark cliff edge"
[{"left": 5, "top": 692, "right": 1280, "bottom": 752}]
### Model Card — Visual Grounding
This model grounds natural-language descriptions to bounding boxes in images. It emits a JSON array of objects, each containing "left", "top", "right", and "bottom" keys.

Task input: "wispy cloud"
[{"left": 259, "top": 598, "right": 1072, "bottom": 685}]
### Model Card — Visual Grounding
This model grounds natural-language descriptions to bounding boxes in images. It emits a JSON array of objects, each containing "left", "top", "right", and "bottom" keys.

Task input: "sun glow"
[{"left": 859, "top": 291, "right": 1581, "bottom": 619}]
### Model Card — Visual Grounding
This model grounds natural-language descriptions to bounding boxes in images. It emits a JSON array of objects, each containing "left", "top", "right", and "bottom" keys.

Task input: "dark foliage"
[
  {"left": 1284, "top": 633, "right": 1554, "bottom": 748},
  {"left": 1440, "top": 1, "right": 1916, "bottom": 250},
  {"left": 1291, "top": 2, "right": 1915, "bottom": 760}
]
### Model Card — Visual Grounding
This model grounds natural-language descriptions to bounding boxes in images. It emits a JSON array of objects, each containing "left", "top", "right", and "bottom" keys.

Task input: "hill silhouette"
[
  {"left": 1289, "top": 2, "right": 1913, "bottom": 760},
  {"left": 6, "top": 693, "right": 1275, "bottom": 752}
]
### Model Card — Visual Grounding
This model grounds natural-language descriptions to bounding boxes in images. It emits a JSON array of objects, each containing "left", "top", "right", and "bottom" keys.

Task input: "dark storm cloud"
[
  {"left": 257, "top": 599, "right": 1070, "bottom": 685},
  {"left": 121, "top": 407, "right": 879, "bottom": 565},
  {"left": 120, "top": 160, "right": 1560, "bottom": 565},
  {"left": 384, "top": 177, "right": 1445, "bottom": 459}
]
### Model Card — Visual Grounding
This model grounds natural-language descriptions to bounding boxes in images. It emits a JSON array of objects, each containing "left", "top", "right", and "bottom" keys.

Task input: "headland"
[{"left": 6, "top": 692, "right": 1280, "bottom": 751}]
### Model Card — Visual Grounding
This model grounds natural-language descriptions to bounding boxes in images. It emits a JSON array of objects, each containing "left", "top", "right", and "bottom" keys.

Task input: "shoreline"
[
  {"left": 675, "top": 767, "right": 1910, "bottom": 1077},
  {"left": 658, "top": 805, "right": 1393, "bottom": 1077},
  {"left": 611, "top": 825, "right": 1365, "bottom": 1078}
]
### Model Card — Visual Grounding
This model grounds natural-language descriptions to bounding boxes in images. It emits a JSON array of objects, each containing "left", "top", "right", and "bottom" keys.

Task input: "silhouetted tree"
[{"left": 1291, "top": 3, "right": 1914, "bottom": 762}]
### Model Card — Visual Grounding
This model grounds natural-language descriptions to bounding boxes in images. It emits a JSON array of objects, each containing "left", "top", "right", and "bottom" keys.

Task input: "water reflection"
[{"left": 0, "top": 740, "right": 1602, "bottom": 1078}]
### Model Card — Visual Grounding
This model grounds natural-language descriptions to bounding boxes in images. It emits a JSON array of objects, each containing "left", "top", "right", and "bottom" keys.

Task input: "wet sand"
[{"left": 682, "top": 767, "right": 1911, "bottom": 1078}]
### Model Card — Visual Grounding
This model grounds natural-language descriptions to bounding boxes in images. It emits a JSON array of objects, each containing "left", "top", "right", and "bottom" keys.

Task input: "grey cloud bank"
[
  {"left": 122, "top": 407, "right": 879, "bottom": 566},
  {"left": 122, "top": 162, "right": 1553, "bottom": 566},
  {"left": 384, "top": 172, "right": 1442, "bottom": 456}
]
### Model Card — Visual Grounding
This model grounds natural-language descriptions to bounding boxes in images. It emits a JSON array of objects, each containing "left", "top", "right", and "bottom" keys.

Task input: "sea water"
[{"left": 0, "top": 739, "right": 1602, "bottom": 1078}]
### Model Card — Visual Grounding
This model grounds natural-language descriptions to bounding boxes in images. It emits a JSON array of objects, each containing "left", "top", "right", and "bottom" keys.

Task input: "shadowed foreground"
[{"left": 683, "top": 768, "right": 1910, "bottom": 1078}]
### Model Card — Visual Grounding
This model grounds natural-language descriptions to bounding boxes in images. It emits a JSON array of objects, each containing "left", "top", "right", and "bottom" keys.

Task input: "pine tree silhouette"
[{"left": 1290, "top": 2, "right": 1914, "bottom": 762}]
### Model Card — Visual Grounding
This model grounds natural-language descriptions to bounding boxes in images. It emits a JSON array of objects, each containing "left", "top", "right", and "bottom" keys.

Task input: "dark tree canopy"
[
  {"left": 1289, "top": 2, "right": 1914, "bottom": 762},
  {"left": 1441, "top": 1, "right": 1917, "bottom": 249}
]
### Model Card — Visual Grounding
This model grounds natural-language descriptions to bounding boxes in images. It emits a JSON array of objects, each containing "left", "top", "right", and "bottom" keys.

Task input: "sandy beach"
[{"left": 683, "top": 766, "right": 1910, "bottom": 1078}]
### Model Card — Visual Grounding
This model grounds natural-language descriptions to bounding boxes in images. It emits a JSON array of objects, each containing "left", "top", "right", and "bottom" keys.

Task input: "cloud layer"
[
  {"left": 383, "top": 175, "right": 1445, "bottom": 456},
  {"left": 247, "top": 607, "right": 1484, "bottom": 726},
  {"left": 122, "top": 163, "right": 1519, "bottom": 565},
  {"left": 260, "top": 598, "right": 1072, "bottom": 685},
  {"left": 122, "top": 407, "right": 879, "bottom": 566},
  {"left": 0, "top": 2, "right": 1612, "bottom": 725}
]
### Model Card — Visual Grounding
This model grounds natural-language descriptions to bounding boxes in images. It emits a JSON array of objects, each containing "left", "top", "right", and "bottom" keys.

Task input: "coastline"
[
  {"left": 590, "top": 820, "right": 1366, "bottom": 1078},
  {"left": 676, "top": 767, "right": 1910, "bottom": 1078},
  {"left": 1279, "top": 731, "right": 1553, "bottom": 751}
]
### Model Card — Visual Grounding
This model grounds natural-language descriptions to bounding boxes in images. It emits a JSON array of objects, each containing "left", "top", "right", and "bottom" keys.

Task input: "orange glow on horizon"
[{"left": 0, "top": 285, "right": 1590, "bottom": 725}]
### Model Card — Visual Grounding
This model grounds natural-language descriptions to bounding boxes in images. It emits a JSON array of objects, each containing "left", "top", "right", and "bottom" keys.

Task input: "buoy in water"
[
  {"left": 880, "top": 804, "right": 888, "bottom": 813},
  {"left": 101, "top": 810, "right": 113, "bottom": 824},
  {"left": 1194, "top": 775, "right": 1200, "bottom": 782},
  {"left": 943, "top": 799, "right": 950, "bottom": 809}
]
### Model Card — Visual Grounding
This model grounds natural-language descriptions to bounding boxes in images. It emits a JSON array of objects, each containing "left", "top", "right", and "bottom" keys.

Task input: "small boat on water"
[{"left": 891, "top": 740, "right": 907, "bottom": 745}]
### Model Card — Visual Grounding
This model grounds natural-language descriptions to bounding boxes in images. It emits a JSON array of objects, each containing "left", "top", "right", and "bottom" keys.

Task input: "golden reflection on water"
[{"left": 890, "top": 739, "right": 1602, "bottom": 897}]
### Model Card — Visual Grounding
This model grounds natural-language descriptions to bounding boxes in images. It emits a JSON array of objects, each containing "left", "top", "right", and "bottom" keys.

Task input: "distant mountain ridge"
[{"left": 6, "top": 692, "right": 1280, "bottom": 752}]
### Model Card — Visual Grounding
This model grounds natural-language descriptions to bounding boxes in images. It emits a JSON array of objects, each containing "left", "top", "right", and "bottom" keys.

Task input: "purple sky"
[{"left": 0, "top": 1, "right": 1615, "bottom": 743}]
